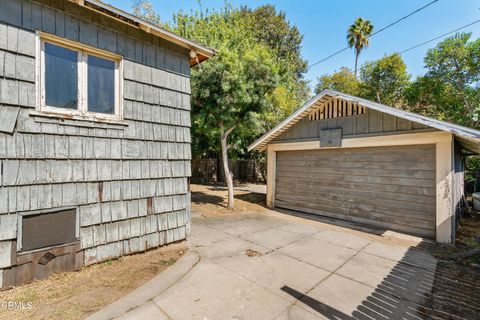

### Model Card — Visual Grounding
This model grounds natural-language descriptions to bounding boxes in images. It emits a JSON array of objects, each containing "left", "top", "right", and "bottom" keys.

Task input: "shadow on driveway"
[{"left": 282, "top": 241, "right": 480, "bottom": 319}]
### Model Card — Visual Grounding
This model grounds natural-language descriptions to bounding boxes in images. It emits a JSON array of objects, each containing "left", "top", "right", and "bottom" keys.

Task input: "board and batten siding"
[
  {"left": 275, "top": 145, "right": 437, "bottom": 238},
  {"left": 275, "top": 108, "right": 434, "bottom": 142},
  {"left": 0, "top": 0, "right": 193, "bottom": 286}
]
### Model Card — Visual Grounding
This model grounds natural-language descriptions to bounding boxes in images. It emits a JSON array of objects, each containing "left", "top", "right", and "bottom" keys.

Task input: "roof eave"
[
  {"left": 249, "top": 89, "right": 480, "bottom": 154},
  {"left": 68, "top": 0, "right": 216, "bottom": 66},
  {"left": 247, "top": 89, "right": 332, "bottom": 152}
]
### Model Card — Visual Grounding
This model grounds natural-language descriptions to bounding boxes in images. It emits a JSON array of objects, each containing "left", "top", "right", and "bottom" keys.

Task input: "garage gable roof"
[{"left": 248, "top": 89, "right": 480, "bottom": 153}]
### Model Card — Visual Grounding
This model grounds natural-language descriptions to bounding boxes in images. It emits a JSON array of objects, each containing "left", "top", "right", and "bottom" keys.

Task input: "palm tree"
[{"left": 347, "top": 17, "right": 374, "bottom": 78}]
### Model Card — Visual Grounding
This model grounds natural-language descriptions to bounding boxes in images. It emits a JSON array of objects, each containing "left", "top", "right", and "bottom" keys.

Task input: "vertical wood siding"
[
  {"left": 0, "top": 0, "right": 193, "bottom": 278},
  {"left": 275, "top": 109, "right": 433, "bottom": 142}
]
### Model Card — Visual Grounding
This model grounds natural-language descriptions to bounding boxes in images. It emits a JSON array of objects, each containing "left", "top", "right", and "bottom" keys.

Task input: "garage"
[
  {"left": 274, "top": 145, "right": 436, "bottom": 238},
  {"left": 249, "top": 89, "right": 480, "bottom": 243}
]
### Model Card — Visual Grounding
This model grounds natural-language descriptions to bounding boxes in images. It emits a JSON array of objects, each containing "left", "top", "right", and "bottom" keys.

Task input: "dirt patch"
[
  {"left": 191, "top": 183, "right": 267, "bottom": 216},
  {"left": 424, "top": 260, "right": 480, "bottom": 319},
  {"left": 427, "top": 214, "right": 480, "bottom": 318},
  {"left": 435, "top": 214, "right": 480, "bottom": 265},
  {"left": 0, "top": 242, "right": 187, "bottom": 320}
]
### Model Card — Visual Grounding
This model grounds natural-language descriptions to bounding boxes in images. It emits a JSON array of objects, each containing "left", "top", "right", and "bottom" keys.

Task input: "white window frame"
[{"left": 36, "top": 32, "right": 123, "bottom": 122}]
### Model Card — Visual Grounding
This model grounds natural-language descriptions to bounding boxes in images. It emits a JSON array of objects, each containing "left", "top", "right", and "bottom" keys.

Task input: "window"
[{"left": 38, "top": 34, "right": 122, "bottom": 119}]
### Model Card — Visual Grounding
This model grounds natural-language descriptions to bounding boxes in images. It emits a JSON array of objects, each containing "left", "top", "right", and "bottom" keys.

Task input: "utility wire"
[
  {"left": 400, "top": 19, "right": 480, "bottom": 54},
  {"left": 307, "top": 0, "right": 440, "bottom": 70},
  {"left": 369, "top": 0, "right": 439, "bottom": 37}
]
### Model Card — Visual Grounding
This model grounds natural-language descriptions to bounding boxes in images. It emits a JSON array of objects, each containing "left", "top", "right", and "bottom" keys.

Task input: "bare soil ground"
[
  {"left": 191, "top": 183, "right": 267, "bottom": 216},
  {"left": 0, "top": 242, "right": 187, "bottom": 320},
  {"left": 426, "top": 214, "right": 480, "bottom": 319}
]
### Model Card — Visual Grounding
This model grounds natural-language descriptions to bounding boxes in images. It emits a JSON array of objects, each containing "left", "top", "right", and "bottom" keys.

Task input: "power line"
[
  {"left": 307, "top": 0, "right": 440, "bottom": 71},
  {"left": 400, "top": 19, "right": 480, "bottom": 54},
  {"left": 369, "top": 0, "right": 439, "bottom": 37}
]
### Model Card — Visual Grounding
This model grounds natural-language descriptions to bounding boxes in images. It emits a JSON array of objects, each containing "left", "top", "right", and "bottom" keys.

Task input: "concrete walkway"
[{"left": 90, "top": 210, "right": 438, "bottom": 320}]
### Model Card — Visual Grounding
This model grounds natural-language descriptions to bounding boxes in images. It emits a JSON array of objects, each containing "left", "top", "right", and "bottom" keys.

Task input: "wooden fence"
[{"left": 191, "top": 159, "right": 266, "bottom": 184}]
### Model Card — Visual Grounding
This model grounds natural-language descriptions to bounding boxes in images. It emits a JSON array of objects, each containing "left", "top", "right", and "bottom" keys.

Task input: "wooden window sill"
[{"left": 30, "top": 110, "right": 129, "bottom": 128}]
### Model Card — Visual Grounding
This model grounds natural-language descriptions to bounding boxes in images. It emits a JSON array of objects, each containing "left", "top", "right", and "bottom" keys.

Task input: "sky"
[{"left": 112, "top": 0, "right": 480, "bottom": 88}]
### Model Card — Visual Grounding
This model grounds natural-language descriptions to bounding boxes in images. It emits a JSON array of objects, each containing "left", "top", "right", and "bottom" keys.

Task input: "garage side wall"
[
  {"left": 452, "top": 142, "right": 465, "bottom": 240},
  {"left": 0, "top": 0, "right": 192, "bottom": 287}
]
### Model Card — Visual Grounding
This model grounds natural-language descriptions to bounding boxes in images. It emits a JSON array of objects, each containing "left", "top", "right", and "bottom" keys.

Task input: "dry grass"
[{"left": 0, "top": 242, "right": 187, "bottom": 320}]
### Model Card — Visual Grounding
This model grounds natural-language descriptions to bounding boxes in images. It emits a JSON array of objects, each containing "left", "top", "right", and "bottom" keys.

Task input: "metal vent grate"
[{"left": 22, "top": 209, "right": 77, "bottom": 252}]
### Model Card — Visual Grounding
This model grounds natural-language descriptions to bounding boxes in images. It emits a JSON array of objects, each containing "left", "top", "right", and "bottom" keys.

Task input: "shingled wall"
[{"left": 0, "top": 0, "right": 193, "bottom": 287}]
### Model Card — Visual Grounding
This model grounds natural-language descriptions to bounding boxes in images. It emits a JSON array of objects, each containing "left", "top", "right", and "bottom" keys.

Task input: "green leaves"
[
  {"left": 360, "top": 53, "right": 410, "bottom": 106},
  {"left": 347, "top": 17, "right": 374, "bottom": 51},
  {"left": 164, "top": 4, "right": 308, "bottom": 158},
  {"left": 408, "top": 33, "right": 480, "bottom": 128},
  {"left": 315, "top": 67, "right": 361, "bottom": 96},
  {"left": 347, "top": 17, "right": 374, "bottom": 76}
]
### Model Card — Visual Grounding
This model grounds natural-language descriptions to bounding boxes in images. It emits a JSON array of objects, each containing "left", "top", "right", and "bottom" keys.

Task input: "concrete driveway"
[{"left": 90, "top": 210, "right": 438, "bottom": 320}]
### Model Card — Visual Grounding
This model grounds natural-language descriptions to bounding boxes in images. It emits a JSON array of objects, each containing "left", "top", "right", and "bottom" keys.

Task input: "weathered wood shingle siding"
[
  {"left": 0, "top": 0, "right": 193, "bottom": 279},
  {"left": 274, "top": 109, "right": 434, "bottom": 142}
]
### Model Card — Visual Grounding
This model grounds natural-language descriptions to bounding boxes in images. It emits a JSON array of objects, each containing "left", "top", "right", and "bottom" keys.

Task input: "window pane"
[
  {"left": 45, "top": 43, "right": 78, "bottom": 109},
  {"left": 88, "top": 55, "right": 115, "bottom": 114}
]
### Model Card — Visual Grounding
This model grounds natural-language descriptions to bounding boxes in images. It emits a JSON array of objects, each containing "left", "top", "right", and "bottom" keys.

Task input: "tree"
[
  {"left": 238, "top": 5, "right": 307, "bottom": 79},
  {"left": 166, "top": 6, "right": 282, "bottom": 209},
  {"left": 237, "top": 5, "right": 310, "bottom": 134},
  {"left": 132, "top": 0, "right": 161, "bottom": 25},
  {"left": 360, "top": 53, "right": 410, "bottom": 106},
  {"left": 405, "top": 33, "right": 480, "bottom": 128},
  {"left": 423, "top": 33, "right": 480, "bottom": 127},
  {"left": 191, "top": 47, "right": 279, "bottom": 208},
  {"left": 347, "top": 17, "right": 374, "bottom": 78},
  {"left": 314, "top": 67, "right": 360, "bottom": 95}
]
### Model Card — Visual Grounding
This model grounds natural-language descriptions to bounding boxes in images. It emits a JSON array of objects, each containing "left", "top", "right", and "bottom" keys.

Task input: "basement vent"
[
  {"left": 22, "top": 209, "right": 77, "bottom": 252},
  {"left": 309, "top": 98, "right": 366, "bottom": 120}
]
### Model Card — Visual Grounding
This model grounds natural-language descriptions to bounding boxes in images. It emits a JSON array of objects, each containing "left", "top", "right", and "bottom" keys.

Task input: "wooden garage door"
[{"left": 275, "top": 144, "right": 436, "bottom": 238}]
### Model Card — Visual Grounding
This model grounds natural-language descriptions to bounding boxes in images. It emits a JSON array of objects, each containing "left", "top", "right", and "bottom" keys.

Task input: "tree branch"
[{"left": 225, "top": 124, "right": 237, "bottom": 137}]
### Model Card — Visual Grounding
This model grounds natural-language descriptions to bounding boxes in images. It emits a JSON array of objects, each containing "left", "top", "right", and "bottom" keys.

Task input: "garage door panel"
[
  {"left": 275, "top": 180, "right": 435, "bottom": 204},
  {"left": 274, "top": 199, "right": 435, "bottom": 233},
  {"left": 276, "top": 177, "right": 436, "bottom": 197},
  {"left": 276, "top": 144, "right": 435, "bottom": 156},
  {"left": 276, "top": 171, "right": 435, "bottom": 188},
  {"left": 277, "top": 160, "right": 435, "bottom": 171},
  {"left": 275, "top": 190, "right": 435, "bottom": 223},
  {"left": 276, "top": 149, "right": 435, "bottom": 163},
  {"left": 276, "top": 165, "right": 436, "bottom": 180},
  {"left": 275, "top": 201, "right": 435, "bottom": 239},
  {"left": 274, "top": 145, "right": 436, "bottom": 238},
  {"left": 275, "top": 184, "right": 435, "bottom": 212},
  {"left": 275, "top": 175, "right": 436, "bottom": 197}
]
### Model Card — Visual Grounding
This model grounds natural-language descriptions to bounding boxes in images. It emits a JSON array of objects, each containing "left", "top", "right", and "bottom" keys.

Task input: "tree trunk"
[
  {"left": 354, "top": 51, "right": 359, "bottom": 79},
  {"left": 219, "top": 122, "right": 235, "bottom": 209}
]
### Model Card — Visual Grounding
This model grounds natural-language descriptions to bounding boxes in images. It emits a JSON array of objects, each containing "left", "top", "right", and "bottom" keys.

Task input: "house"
[
  {"left": 0, "top": 0, "right": 214, "bottom": 288},
  {"left": 249, "top": 89, "right": 480, "bottom": 243}
]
